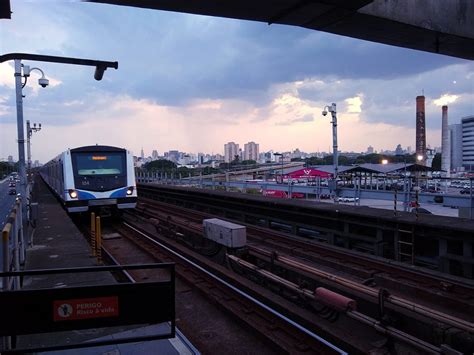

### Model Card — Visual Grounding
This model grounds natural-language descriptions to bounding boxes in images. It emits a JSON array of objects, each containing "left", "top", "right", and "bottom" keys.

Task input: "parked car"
[
  {"left": 8, "top": 182, "right": 15, "bottom": 187},
  {"left": 460, "top": 188, "right": 471, "bottom": 194},
  {"left": 8, "top": 188, "right": 16, "bottom": 195},
  {"left": 335, "top": 197, "right": 360, "bottom": 203}
]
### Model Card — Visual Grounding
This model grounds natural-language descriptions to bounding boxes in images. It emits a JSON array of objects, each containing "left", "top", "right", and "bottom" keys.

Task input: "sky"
[{"left": 0, "top": 0, "right": 473, "bottom": 163}]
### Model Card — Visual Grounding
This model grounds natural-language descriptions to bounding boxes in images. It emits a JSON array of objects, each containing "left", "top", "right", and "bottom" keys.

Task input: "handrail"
[{"left": 1, "top": 199, "right": 23, "bottom": 291}]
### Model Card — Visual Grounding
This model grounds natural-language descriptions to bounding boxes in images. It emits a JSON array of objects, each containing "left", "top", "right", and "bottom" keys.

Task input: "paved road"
[{"left": 0, "top": 175, "right": 17, "bottom": 230}]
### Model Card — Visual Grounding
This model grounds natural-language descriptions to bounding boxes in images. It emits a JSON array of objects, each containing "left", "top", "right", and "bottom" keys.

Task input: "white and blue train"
[{"left": 40, "top": 145, "right": 137, "bottom": 213}]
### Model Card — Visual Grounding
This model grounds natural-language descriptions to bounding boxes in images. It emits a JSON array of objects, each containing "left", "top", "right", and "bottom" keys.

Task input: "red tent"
[{"left": 285, "top": 168, "right": 331, "bottom": 179}]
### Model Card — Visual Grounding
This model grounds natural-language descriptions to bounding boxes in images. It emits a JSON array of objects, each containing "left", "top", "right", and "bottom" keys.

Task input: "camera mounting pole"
[{"left": 322, "top": 103, "right": 338, "bottom": 180}]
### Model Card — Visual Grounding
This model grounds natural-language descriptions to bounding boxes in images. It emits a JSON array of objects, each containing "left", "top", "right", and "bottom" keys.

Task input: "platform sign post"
[
  {"left": 394, "top": 188, "right": 397, "bottom": 216},
  {"left": 90, "top": 212, "right": 96, "bottom": 257},
  {"left": 96, "top": 216, "right": 102, "bottom": 265}
]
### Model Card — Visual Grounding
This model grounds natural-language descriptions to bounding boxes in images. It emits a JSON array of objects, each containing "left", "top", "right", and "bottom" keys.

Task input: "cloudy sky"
[{"left": 0, "top": 1, "right": 473, "bottom": 162}]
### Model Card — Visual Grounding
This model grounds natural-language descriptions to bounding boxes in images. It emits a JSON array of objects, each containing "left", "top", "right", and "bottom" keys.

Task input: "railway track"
[
  {"left": 129, "top": 198, "right": 473, "bottom": 353},
  {"left": 97, "top": 218, "right": 349, "bottom": 354}
]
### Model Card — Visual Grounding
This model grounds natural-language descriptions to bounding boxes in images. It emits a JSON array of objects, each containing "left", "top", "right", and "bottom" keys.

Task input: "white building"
[
  {"left": 224, "top": 142, "right": 239, "bottom": 163},
  {"left": 462, "top": 116, "right": 474, "bottom": 171},
  {"left": 243, "top": 141, "right": 259, "bottom": 161}
]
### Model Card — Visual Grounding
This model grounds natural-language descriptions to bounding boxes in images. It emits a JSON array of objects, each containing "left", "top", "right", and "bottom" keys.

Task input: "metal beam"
[{"left": 0, "top": 53, "right": 118, "bottom": 69}]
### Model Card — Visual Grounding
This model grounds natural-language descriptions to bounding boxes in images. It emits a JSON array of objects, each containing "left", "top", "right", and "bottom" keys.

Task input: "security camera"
[
  {"left": 94, "top": 65, "right": 106, "bottom": 81},
  {"left": 38, "top": 78, "right": 49, "bottom": 88},
  {"left": 322, "top": 110, "right": 328, "bottom": 116}
]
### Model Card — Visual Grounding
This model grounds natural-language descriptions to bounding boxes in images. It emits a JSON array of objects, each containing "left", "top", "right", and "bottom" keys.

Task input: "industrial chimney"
[
  {"left": 416, "top": 96, "right": 426, "bottom": 165},
  {"left": 441, "top": 105, "right": 450, "bottom": 176}
]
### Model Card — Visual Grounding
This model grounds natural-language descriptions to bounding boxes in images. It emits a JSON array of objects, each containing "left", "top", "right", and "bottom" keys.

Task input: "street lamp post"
[{"left": 26, "top": 120, "right": 42, "bottom": 181}]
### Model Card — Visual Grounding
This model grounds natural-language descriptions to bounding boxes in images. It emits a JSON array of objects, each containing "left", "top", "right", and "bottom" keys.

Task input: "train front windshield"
[
  {"left": 73, "top": 153, "right": 125, "bottom": 176},
  {"left": 71, "top": 151, "right": 127, "bottom": 191}
]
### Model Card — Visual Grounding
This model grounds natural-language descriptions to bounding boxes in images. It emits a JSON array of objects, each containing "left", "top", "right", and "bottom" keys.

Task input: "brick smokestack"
[
  {"left": 416, "top": 96, "right": 426, "bottom": 165},
  {"left": 441, "top": 105, "right": 450, "bottom": 176}
]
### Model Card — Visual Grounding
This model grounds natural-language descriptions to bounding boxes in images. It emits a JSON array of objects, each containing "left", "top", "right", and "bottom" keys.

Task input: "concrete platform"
[{"left": 11, "top": 177, "right": 197, "bottom": 354}]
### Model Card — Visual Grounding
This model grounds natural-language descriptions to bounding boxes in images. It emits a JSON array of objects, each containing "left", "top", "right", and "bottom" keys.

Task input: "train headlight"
[
  {"left": 126, "top": 186, "right": 134, "bottom": 196},
  {"left": 68, "top": 189, "right": 78, "bottom": 199}
]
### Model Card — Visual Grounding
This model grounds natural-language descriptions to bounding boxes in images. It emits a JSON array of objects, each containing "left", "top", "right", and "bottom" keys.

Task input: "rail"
[{"left": 1, "top": 199, "right": 25, "bottom": 291}]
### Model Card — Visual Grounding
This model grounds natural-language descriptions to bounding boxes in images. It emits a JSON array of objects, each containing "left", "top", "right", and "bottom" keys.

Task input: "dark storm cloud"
[
  {"left": 1, "top": 2, "right": 471, "bottom": 119},
  {"left": 28, "top": 3, "right": 462, "bottom": 107}
]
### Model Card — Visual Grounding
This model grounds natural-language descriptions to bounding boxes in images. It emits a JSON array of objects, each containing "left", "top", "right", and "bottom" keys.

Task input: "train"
[{"left": 40, "top": 145, "right": 137, "bottom": 213}]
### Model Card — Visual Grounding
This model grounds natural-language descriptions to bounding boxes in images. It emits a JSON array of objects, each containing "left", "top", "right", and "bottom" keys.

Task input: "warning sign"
[{"left": 53, "top": 296, "right": 119, "bottom": 321}]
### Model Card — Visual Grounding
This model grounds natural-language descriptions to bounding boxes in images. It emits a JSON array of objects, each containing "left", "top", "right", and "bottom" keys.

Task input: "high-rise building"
[
  {"left": 167, "top": 150, "right": 179, "bottom": 163},
  {"left": 449, "top": 123, "right": 463, "bottom": 171},
  {"left": 140, "top": 147, "right": 145, "bottom": 160},
  {"left": 243, "top": 141, "right": 259, "bottom": 161},
  {"left": 462, "top": 116, "right": 474, "bottom": 171},
  {"left": 366, "top": 146, "right": 374, "bottom": 154},
  {"left": 7, "top": 155, "right": 13, "bottom": 164},
  {"left": 395, "top": 144, "right": 403, "bottom": 155},
  {"left": 152, "top": 150, "right": 159, "bottom": 160},
  {"left": 224, "top": 142, "right": 239, "bottom": 163},
  {"left": 416, "top": 96, "right": 426, "bottom": 165},
  {"left": 197, "top": 153, "right": 205, "bottom": 164}
]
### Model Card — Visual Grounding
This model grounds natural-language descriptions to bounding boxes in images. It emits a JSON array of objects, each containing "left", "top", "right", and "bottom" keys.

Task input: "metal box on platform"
[{"left": 203, "top": 218, "right": 246, "bottom": 248}]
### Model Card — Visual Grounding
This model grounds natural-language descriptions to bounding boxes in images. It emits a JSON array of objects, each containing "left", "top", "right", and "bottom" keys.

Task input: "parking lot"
[{"left": 315, "top": 197, "right": 460, "bottom": 217}]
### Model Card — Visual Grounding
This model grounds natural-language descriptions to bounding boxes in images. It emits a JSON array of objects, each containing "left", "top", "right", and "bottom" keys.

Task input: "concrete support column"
[
  {"left": 343, "top": 222, "right": 350, "bottom": 249},
  {"left": 327, "top": 232, "right": 335, "bottom": 245},
  {"left": 438, "top": 239, "right": 449, "bottom": 274},
  {"left": 394, "top": 230, "right": 400, "bottom": 261},
  {"left": 463, "top": 241, "right": 472, "bottom": 278},
  {"left": 375, "top": 229, "right": 384, "bottom": 257}
]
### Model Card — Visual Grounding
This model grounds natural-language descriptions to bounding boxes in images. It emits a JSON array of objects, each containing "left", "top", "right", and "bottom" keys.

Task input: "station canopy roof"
[
  {"left": 87, "top": 0, "right": 474, "bottom": 60},
  {"left": 312, "top": 163, "right": 440, "bottom": 175}
]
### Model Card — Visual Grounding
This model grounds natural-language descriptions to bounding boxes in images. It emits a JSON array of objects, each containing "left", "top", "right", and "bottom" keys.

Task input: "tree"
[
  {"left": 230, "top": 155, "right": 240, "bottom": 165},
  {"left": 144, "top": 159, "right": 177, "bottom": 171}
]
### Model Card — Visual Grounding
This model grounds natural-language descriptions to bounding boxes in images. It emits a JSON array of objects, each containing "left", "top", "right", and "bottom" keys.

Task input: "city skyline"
[{"left": 0, "top": 2, "right": 473, "bottom": 163}]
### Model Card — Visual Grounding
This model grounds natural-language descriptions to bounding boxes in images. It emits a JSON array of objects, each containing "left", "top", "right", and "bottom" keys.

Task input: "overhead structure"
[
  {"left": 0, "top": 0, "right": 11, "bottom": 19},
  {"left": 87, "top": 0, "right": 474, "bottom": 60}
]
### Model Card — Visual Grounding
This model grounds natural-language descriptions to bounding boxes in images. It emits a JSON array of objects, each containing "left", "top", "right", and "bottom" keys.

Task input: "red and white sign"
[
  {"left": 286, "top": 168, "right": 331, "bottom": 179},
  {"left": 53, "top": 296, "right": 119, "bottom": 321}
]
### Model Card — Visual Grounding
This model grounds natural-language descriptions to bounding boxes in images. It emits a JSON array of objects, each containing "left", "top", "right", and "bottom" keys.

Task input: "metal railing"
[{"left": 1, "top": 199, "right": 25, "bottom": 291}]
